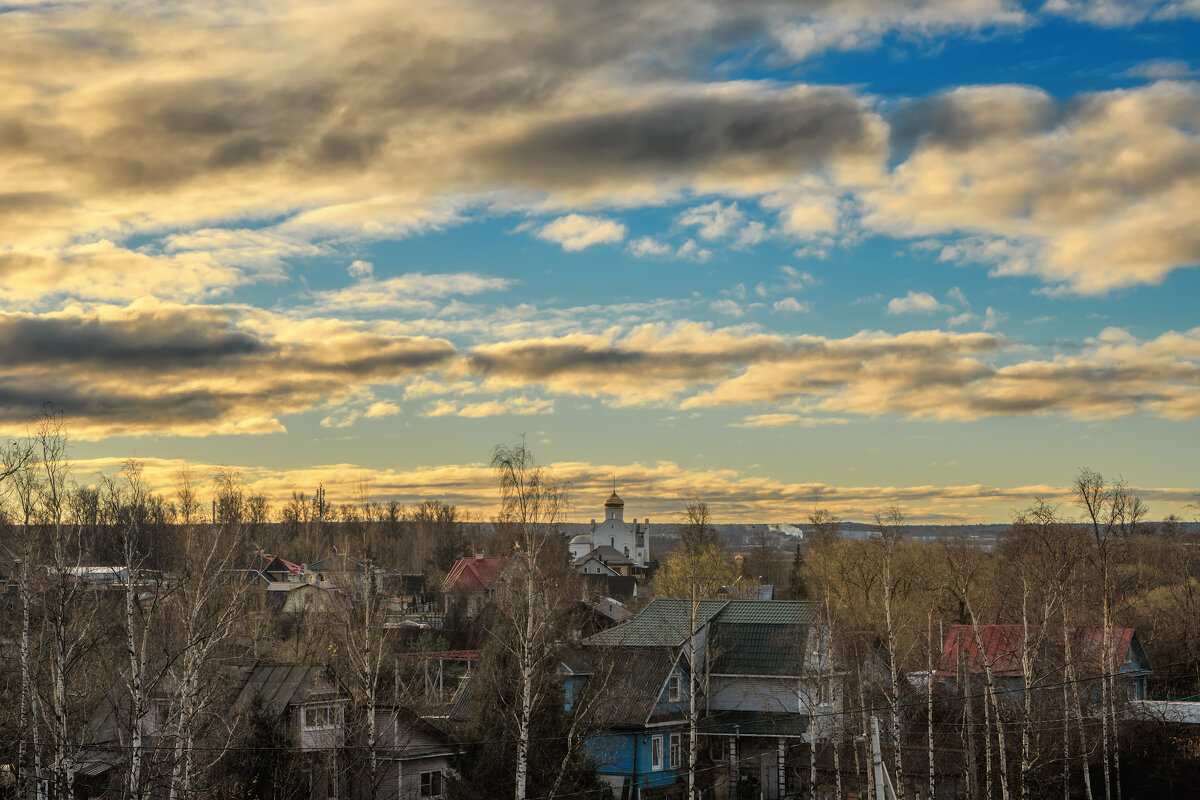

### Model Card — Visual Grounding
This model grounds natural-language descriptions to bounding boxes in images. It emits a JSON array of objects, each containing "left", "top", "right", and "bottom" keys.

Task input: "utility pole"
[{"left": 872, "top": 715, "right": 899, "bottom": 800}]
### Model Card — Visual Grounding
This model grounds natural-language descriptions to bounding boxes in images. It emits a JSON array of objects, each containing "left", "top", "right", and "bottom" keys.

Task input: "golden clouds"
[
  {"left": 3, "top": 300, "right": 1199, "bottom": 437},
  {"left": 66, "top": 454, "right": 1200, "bottom": 523},
  {"left": 865, "top": 82, "right": 1200, "bottom": 293},
  {"left": 0, "top": 0, "right": 1194, "bottom": 301},
  {"left": 464, "top": 323, "right": 1200, "bottom": 423},
  {"left": 0, "top": 299, "right": 454, "bottom": 439}
]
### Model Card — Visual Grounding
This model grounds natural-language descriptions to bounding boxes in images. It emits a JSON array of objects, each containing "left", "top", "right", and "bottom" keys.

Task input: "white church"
[{"left": 568, "top": 489, "right": 650, "bottom": 574}]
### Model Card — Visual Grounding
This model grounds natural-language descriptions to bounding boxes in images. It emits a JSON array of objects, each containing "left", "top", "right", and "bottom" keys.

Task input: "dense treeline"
[{"left": 3, "top": 408, "right": 1200, "bottom": 799}]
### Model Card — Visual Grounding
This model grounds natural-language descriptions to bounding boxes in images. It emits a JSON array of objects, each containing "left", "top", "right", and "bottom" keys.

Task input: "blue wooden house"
[
  {"left": 562, "top": 647, "right": 690, "bottom": 797},
  {"left": 563, "top": 599, "right": 828, "bottom": 800}
]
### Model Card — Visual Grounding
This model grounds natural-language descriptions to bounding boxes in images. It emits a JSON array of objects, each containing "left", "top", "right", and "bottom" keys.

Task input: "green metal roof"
[
  {"left": 715, "top": 600, "right": 821, "bottom": 626},
  {"left": 583, "top": 598, "right": 730, "bottom": 647},
  {"left": 710, "top": 622, "right": 809, "bottom": 676},
  {"left": 583, "top": 598, "right": 822, "bottom": 651}
]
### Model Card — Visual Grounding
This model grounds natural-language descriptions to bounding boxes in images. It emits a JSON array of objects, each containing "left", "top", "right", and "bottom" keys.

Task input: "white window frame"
[
  {"left": 667, "top": 673, "right": 681, "bottom": 702},
  {"left": 419, "top": 769, "right": 443, "bottom": 798},
  {"left": 302, "top": 703, "right": 340, "bottom": 731},
  {"left": 651, "top": 735, "right": 664, "bottom": 771},
  {"left": 669, "top": 733, "right": 681, "bottom": 769}
]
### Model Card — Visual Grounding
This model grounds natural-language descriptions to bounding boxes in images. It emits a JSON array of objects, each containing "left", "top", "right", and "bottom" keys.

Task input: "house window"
[
  {"left": 669, "top": 733, "right": 682, "bottom": 769},
  {"left": 710, "top": 738, "right": 727, "bottom": 762},
  {"left": 420, "top": 770, "right": 443, "bottom": 798},
  {"left": 668, "top": 674, "right": 682, "bottom": 702},
  {"left": 651, "top": 735, "right": 664, "bottom": 771},
  {"left": 302, "top": 704, "right": 339, "bottom": 730}
]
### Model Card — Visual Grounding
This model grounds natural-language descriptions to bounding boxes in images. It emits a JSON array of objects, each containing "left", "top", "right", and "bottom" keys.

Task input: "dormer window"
[{"left": 302, "top": 704, "right": 340, "bottom": 730}]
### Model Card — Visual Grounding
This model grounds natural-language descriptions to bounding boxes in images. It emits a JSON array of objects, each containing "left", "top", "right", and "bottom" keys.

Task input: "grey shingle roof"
[
  {"left": 235, "top": 663, "right": 344, "bottom": 718},
  {"left": 566, "top": 647, "right": 681, "bottom": 728}
]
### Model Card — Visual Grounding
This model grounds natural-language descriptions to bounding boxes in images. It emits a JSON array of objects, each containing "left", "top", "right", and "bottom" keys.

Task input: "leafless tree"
[
  {"left": 874, "top": 505, "right": 907, "bottom": 789},
  {"left": 490, "top": 440, "right": 570, "bottom": 800},
  {"left": 808, "top": 508, "right": 842, "bottom": 547},
  {"left": 163, "top": 514, "right": 252, "bottom": 800},
  {"left": 1076, "top": 469, "right": 1144, "bottom": 800},
  {"left": 1, "top": 435, "right": 35, "bottom": 797},
  {"left": 174, "top": 467, "right": 202, "bottom": 526}
]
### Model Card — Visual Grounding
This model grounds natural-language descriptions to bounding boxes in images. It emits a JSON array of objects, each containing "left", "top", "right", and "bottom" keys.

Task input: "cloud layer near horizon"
[
  {"left": 67, "top": 455, "right": 1200, "bottom": 524},
  {"left": 4, "top": 300, "right": 1200, "bottom": 438}
]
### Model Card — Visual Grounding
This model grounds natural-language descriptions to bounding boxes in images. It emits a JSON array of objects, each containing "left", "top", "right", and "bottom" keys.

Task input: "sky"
[{"left": 2, "top": 0, "right": 1199, "bottom": 523}]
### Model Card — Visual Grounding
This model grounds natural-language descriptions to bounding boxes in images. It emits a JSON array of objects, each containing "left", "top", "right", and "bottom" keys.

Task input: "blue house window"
[
  {"left": 670, "top": 733, "right": 681, "bottom": 769},
  {"left": 668, "top": 674, "right": 681, "bottom": 702},
  {"left": 651, "top": 735, "right": 664, "bottom": 771}
]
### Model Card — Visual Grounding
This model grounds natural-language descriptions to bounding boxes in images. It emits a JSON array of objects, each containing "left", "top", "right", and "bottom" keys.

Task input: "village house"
[
  {"left": 442, "top": 552, "right": 506, "bottom": 617},
  {"left": 567, "top": 598, "right": 830, "bottom": 800},
  {"left": 936, "top": 624, "right": 1153, "bottom": 701}
]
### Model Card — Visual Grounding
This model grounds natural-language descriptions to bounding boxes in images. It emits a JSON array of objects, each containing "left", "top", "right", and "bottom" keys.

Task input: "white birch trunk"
[
  {"left": 1062, "top": 605, "right": 1071, "bottom": 800},
  {"left": 688, "top": 589, "right": 699, "bottom": 800},
  {"left": 927, "top": 612, "right": 935, "bottom": 800},
  {"left": 884, "top": 556, "right": 903, "bottom": 788},
  {"left": 1099, "top": 598, "right": 1112, "bottom": 800},
  {"left": 1064, "top": 629, "right": 1094, "bottom": 800},
  {"left": 19, "top": 543, "right": 33, "bottom": 800},
  {"left": 513, "top": 564, "right": 535, "bottom": 800},
  {"left": 125, "top": 560, "right": 144, "bottom": 800}
]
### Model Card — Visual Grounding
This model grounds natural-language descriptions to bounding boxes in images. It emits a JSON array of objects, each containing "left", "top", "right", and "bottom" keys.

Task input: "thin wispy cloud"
[{"left": 536, "top": 214, "right": 628, "bottom": 251}]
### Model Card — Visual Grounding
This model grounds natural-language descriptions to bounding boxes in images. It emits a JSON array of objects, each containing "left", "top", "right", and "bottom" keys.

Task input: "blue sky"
[{"left": 2, "top": 0, "right": 1199, "bottom": 521}]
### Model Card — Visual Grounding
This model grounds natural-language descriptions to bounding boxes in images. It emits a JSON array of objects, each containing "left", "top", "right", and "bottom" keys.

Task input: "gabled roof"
[
  {"left": 562, "top": 647, "right": 681, "bottom": 728},
  {"left": 710, "top": 622, "right": 810, "bottom": 676},
  {"left": 443, "top": 556, "right": 507, "bottom": 593},
  {"left": 937, "top": 625, "right": 1151, "bottom": 677},
  {"left": 584, "top": 598, "right": 730, "bottom": 648},
  {"left": 260, "top": 553, "right": 305, "bottom": 574},
  {"left": 583, "top": 598, "right": 822, "bottom": 650},
  {"left": 714, "top": 600, "right": 820, "bottom": 626},
  {"left": 235, "top": 663, "right": 346, "bottom": 718},
  {"left": 573, "top": 545, "right": 633, "bottom": 567}
]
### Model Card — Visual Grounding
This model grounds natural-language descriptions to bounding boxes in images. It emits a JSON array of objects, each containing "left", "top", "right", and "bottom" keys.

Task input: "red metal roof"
[
  {"left": 260, "top": 552, "right": 305, "bottom": 574},
  {"left": 442, "top": 556, "right": 506, "bottom": 593},
  {"left": 937, "top": 624, "right": 1140, "bottom": 677}
]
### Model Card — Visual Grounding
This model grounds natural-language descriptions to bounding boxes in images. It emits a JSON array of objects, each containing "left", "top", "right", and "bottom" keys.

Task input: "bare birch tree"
[
  {"left": 164, "top": 514, "right": 251, "bottom": 800},
  {"left": 491, "top": 440, "right": 569, "bottom": 800}
]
